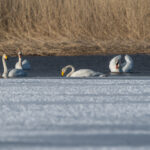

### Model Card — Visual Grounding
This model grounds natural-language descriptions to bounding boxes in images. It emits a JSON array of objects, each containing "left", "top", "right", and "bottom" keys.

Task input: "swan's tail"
[
  {"left": 99, "top": 74, "right": 108, "bottom": 77},
  {"left": 94, "top": 72, "right": 108, "bottom": 77}
]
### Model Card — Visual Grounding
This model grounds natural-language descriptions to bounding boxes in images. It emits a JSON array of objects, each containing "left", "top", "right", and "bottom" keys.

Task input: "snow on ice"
[{"left": 0, "top": 77, "right": 150, "bottom": 150}]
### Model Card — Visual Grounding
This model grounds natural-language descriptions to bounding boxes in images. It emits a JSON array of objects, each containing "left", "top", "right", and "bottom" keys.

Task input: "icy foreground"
[{"left": 0, "top": 77, "right": 150, "bottom": 150}]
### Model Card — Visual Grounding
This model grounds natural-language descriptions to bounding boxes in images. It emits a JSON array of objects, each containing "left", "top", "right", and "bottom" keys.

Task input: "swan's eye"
[{"left": 61, "top": 71, "right": 64, "bottom": 76}]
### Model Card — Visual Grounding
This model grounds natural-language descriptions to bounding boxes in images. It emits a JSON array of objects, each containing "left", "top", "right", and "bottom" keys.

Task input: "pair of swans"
[
  {"left": 61, "top": 55, "right": 133, "bottom": 77},
  {"left": 2, "top": 52, "right": 30, "bottom": 78},
  {"left": 109, "top": 55, "right": 133, "bottom": 73}
]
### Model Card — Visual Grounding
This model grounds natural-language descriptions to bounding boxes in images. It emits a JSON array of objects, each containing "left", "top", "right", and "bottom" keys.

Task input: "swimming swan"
[
  {"left": 2, "top": 54, "right": 27, "bottom": 78},
  {"left": 15, "top": 51, "right": 31, "bottom": 70},
  {"left": 109, "top": 55, "right": 133, "bottom": 73},
  {"left": 61, "top": 65, "right": 104, "bottom": 77}
]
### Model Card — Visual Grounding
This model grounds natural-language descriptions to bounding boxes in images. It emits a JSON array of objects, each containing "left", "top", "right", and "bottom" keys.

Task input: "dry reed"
[{"left": 0, "top": 0, "right": 150, "bottom": 56}]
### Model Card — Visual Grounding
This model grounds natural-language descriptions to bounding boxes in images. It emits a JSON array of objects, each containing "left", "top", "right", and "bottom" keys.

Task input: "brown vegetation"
[{"left": 0, "top": 0, "right": 150, "bottom": 56}]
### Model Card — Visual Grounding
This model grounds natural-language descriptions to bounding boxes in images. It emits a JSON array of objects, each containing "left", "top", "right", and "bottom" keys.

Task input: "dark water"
[{"left": 1, "top": 54, "right": 150, "bottom": 77}]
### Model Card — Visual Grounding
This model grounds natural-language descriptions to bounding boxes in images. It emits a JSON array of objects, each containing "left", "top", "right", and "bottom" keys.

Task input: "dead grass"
[{"left": 0, "top": 0, "right": 150, "bottom": 56}]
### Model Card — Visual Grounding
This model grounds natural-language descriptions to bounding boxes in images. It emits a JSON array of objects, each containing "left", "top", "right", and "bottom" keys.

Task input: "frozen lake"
[{"left": 0, "top": 77, "right": 150, "bottom": 150}]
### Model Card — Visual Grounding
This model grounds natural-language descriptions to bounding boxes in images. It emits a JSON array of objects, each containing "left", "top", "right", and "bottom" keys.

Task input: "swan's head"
[
  {"left": 3, "top": 54, "right": 8, "bottom": 60},
  {"left": 61, "top": 67, "right": 66, "bottom": 76},
  {"left": 61, "top": 65, "right": 74, "bottom": 77},
  {"left": 109, "top": 55, "right": 121, "bottom": 73},
  {"left": 18, "top": 51, "right": 22, "bottom": 58}
]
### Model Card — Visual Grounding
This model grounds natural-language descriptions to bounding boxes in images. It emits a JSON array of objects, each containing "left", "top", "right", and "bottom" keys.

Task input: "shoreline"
[
  {"left": 2, "top": 51, "right": 150, "bottom": 57},
  {"left": 1, "top": 39, "right": 150, "bottom": 56}
]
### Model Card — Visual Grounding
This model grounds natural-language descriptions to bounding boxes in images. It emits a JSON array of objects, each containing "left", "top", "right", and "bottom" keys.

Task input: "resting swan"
[
  {"left": 109, "top": 55, "right": 133, "bottom": 73},
  {"left": 2, "top": 54, "right": 27, "bottom": 78},
  {"left": 61, "top": 65, "right": 104, "bottom": 77},
  {"left": 15, "top": 51, "right": 31, "bottom": 70}
]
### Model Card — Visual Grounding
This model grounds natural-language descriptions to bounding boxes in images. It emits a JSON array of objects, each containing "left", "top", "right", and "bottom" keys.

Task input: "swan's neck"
[
  {"left": 122, "top": 56, "right": 133, "bottom": 72},
  {"left": 18, "top": 56, "right": 23, "bottom": 69},
  {"left": 2, "top": 58, "right": 8, "bottom": 78},
  {"left": 122, "top": 62, "right": 129, "bottom": 72},
  {"left": 66, "top": 65, "right": 75, "bottom": 77}
]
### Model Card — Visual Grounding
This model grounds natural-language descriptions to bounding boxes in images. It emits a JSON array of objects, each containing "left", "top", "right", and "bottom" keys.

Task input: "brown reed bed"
[{"left": 0, "top": 0, "right": 150, "bottom": 56}]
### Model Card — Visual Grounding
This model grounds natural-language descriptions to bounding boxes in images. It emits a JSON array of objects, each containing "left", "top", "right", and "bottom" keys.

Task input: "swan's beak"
[
  {"left": 4, "top": 55, "right": 8, "bottom": 60},
  {"left": 19, "top": 54, "right": 22, "bottom": 58},
  {"left": 116, "top": 61, "right": 120, "bottom": 69},
  {"left": 61, "top": 71, "right": 64, "bottom": 77}
]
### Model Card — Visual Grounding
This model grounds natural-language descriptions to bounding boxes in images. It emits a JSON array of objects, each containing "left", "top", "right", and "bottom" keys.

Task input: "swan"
[
  {"left": 109, "top": 55, "right": 121, "bottom": 73},
  {"left": 15, "top": 51, "right": 31, "bottom": 70},
  {"left": 2, "top": 54, "right": 27, "bottom": 78},
  {"left": 61, "top": 65, "right": 103, "bottom": 77},
  {"left": 109, "top": 55, "right": 133, "bottom": 73}
]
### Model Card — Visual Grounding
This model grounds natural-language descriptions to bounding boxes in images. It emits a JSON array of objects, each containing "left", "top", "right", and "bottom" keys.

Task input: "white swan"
[
  {"left": 109, "top": 55, "right": 121, "bottom": 73},
  {"left": 61, "top": 65, "right": 103, "bottom": 77},
  {"left": 15, "top": 51, "right": 31, "bottom": 70},
  {"left": 109, "top": 55, "right": 133, "bottom": 73},
  {"left": 2, "top": 54, "right": 27, "bottom": 78}
]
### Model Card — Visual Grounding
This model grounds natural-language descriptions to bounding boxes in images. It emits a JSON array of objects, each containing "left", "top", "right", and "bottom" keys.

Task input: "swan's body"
[
  {"left": 109, "top": 55, "right": 133, "bottom": 73},
  {"left": 109, "top": 55, "right": 121, "bottom": 73},
  {"left": 61, "top": 65, "right": 102, "bottom": 77},
  {"left": 15, "top": 52, "right": 31, "bottom": 70},
  {"left": 8, "top": 69, "right": 27, "bottom": 77},
  {"left": 2, "top": 54, "right": 27, "bottom": 78},
  {"left": 68, "top": 69, "right": 100, "bottom": 77}
]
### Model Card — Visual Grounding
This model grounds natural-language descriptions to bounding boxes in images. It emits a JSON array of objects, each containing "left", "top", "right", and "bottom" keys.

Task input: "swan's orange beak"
[{"left": 61, "top": 71, "right": 64, "bottom": 77}]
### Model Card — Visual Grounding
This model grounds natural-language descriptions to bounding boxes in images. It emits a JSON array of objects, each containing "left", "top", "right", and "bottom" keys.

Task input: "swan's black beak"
[
  {"left": 116, "top": 61, "right": 119, "bottom": 69},
  {"left": 61, "top": 71, "right": 64, "bottom": 77}
]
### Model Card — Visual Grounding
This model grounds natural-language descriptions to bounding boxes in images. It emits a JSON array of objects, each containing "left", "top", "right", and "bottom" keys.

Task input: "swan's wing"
[
  {"left": 93, "top": 72, "right": 104, "bottom": 76},
  {"left": 99, "top": 74, "right": 108, "bottom": 77},
  {"left": 8, "top": 69, "right": 27, "bottom": 77},
  {"left": 109, "top": 55, "right": 121, "bottom": 64},
  {"left": 71, "top": 69, "right": 99, "bottom": 77},
  {"left": 22, "top": 59, "right": 31, "bottom": 70}
]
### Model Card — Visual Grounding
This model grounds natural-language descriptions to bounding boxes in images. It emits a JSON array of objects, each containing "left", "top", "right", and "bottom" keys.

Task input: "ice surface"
[{"left": 0, "top": 77, "right": 150, "bottom": 150}]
